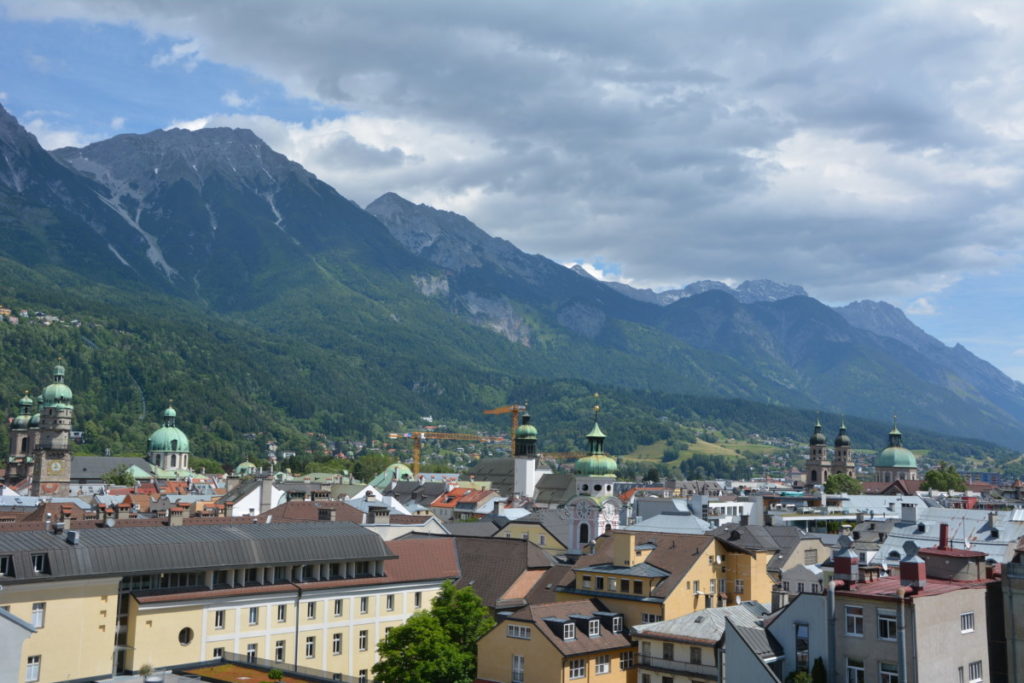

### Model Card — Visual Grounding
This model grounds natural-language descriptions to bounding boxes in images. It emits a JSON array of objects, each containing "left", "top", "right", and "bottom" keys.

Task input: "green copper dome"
[
  {"left": 12, "top": 414, "right": 30, "bottom": 429},
  {"left": 18, "top": 393, "right": 33, "bottom": 409},
  {"left": 29, "top": 413, "right": 40, "bottom": 428},
  {"left": 148, "top": 426, "right": 190, "bottom": 453},
  {"left": 575, "top": 454, "right": 618, "bottom": 477},
  {"left": 876, "top": 418, "right": 916, "bottom": 469},
  {"left": 515, "top": 422, "right": 537, "bottom": 439},
  {"left": 40, "top": 363, "right": 72, "bottom": 407},
  {"left": 148, "top": 404, "right": 189, "bottom": 453}
]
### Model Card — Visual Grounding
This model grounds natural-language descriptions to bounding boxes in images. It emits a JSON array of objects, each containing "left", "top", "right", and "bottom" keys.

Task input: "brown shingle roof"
[
  {"left": 453, "top": 536, "right": 554, "bottom": 609},
  {"left": 571, "top": 531, "right": 715, "bottom": 599},
  {"left": 506, "top": 599, "right": 631, "bottom": 656},
  {"left": 257, "top": 500, "right": 363, "bottom": 523}
]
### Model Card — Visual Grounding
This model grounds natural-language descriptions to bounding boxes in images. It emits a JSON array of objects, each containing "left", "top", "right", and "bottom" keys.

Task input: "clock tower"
[{"left": 30, "top": 362, "right": 74, "bottom": 496}]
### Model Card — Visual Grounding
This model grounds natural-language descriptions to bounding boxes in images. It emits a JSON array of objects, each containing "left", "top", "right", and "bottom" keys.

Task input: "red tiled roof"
[
  {"left": 430, "top": 487, "right": 498, "bottom": 508},
  {"left": 836, "top": 575, "right": 994, "bottom": 601}
]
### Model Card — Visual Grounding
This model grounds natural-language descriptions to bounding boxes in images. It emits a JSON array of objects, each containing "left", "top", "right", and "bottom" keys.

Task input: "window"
[
  {"left": 360, "top": 596, "right": 369, "bottom": 614},
  {"left": 690, "top": 647, "right": 702, "bottom": 665},
  {"left": 334, "top": 599, "right": 343, "bottom": 616},
  {"left": 589, "top": 619, "right": 600, "bottom": 637},
  {"left": 275, "top": 640, "right": 285, "bottom": 662},
  {"left": 214, "top": 610, "right": 225, "bottom": 629},
  {"left": 879, "top": 662, "right": 899, "bottom": 683},
  {"left": 798, "top": 582, "right": 805, "bottom": 593},
  {"left": 358, "top": 671, "right": 368, "bottom": 683},
  {"left": 512, "top": 654, "right": 525, "bottom": 683},
  {"left": 31, "top": 603, "right": 44, "bottom": 629},
  {"left": 596, "top": 654, "right": 610, "bottom": 674},
  {"left": 633, "top": 580, "right": 643, "bottom": 595},
  {"left": 305, "top": 635, "right": 315, "bottom": 659},
  {"left": 333, "top": 633, "right": 343, "bottom": 655},
  {"left": 846, "top": 658, "right": 865, "bottom": 683},
  {"left": 642, "top": 612, "right": 661, "bottom": 623},
  {"left": 804, "top": 548, "right": 819, "bottom": 564},
  {"left": 31, "top": 554, "right": 47, "bottom": 574},
  {"left": 307, "top": 601, "right": 316, "bottom": 619},
  {"left": 795, "top": 623, "right": 810, "bottom": 671},
  {"left": 611, "top": 616, "right": 623, "bottom": 633},
  {"left": 358, "top": 630, "right": 368, "bottom": 651},
  {"left": 968, "top": 660, "right": 983, "bottom": 683},
  {"left": 845, "top": 605, "right": 864, "bottom": 636},
  {"left": 563, "top": 622, "right": 576, "bottom": 640},
  {"left": 583, "top": 575, "right": 592, "bottom": 589},
  {"left": 385, "top": 627, "right": 393, "bottom": 639},
  {"left": 734, "top": 579, "right": 744, "bottom": 594},
  {"left": 569, "top": 658, "right": 586, "bottom": 679},
  {"left": 961, "top": 612, "right": 976, "bottom": 633},
  {"left": 522, "top": 533, "right": 529, "bottom": 540},
  {"left": 246, "top": 644, "right": 257, "bottom": 663},
  {"left": 609, "top": 578, "right": 617, "bottom": 591},
  {"left": 0, "top": 555, "right": 12, "bottom": 576},
  {"left": 783, "top": 581, "right": 791, "bottom": 592},
  {"left": 414, "top": 592, "right": 422, "bottom": 608},
  {"left": 878, "top": 611, "right": 897, "bottom": 641},
  {"left": 539, "top": 534, "right": 546, "bottom": 546},
  {"left": 507, "top": 624, "right": 531, "bottom": 639},
  {"left": 596, "top": 577, "right": 605, "bottom": 590},
  {"left": 662, "top": 643, "right": 674, "bottom": 660},
  {"left": 213, "top": 647, "right": 225, "bottom": 659},
  {"left": 386, "top": 594, "right": 395, "bottom": 611},
  {"left": 248, "top": 607, "right": 259, "bottom": 625},
  {"left": 26, "top": 656, "right": 40, "bottom": 683},
  {"left": 277, "top": 604, "right": 287, "bottom": 622},
  {"left": 619, "top": 651, "right": 634, "bottom": 669},
  {"left": 178, "top": 627, "right": 194, "bottom": 645}
]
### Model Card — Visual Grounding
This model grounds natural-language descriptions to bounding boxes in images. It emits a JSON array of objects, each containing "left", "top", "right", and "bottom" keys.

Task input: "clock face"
[{"left": 49, "top": 460, "right": 64, "bottom": 473}]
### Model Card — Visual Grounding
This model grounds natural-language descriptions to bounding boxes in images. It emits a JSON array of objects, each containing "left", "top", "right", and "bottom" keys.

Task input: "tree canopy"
[
  {"left": 824, "top": 473, "right": 863, "bottom": 495},
  {"left": 101, "top": 465, "right": 136, "bottom": 486},
  {"left": 372, "top": 581, "right": 493, "bottom": 683},
  {"left": 922, "top": 462, "right": 967, "bottom": 492}
]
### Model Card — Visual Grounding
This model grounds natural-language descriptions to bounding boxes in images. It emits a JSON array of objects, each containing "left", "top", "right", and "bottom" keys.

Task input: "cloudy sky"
[{"left": 2, "top": 0, "right": 1024, "bottom": 379}]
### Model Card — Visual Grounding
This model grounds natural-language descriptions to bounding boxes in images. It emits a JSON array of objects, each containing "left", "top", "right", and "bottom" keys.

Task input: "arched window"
[
  {"left": 810, "top": 470, "right": 818, "bottom": 483},
  {"left": 170, "top": 454, "right": 177, "bottom": 468},
  {"left": 579, "top": 522, "right": 590, "bottom": 545},
  {"left": 20, "top": 436, "right": 28, "bottom": 452},
  {"left": 171, "top": 439, "right": 178, "bottom": 450}
]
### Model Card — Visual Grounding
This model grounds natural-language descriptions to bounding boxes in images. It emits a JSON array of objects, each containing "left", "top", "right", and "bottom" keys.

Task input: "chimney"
[
  {"left": 899, "top": 541, "right": 926, "bottom": 590},
  {"left": 612, "top": 531, "right": 636, "bottom": 567},
  {"left": 260, "top": 478, "right": 274, "bottom": 514},
  {"left": 938, "top": 523, "right": 949, "bottom": 550},
  {"left": 833, "top": 536, "right": 859, "bottom": 583},
  {"left": 224, "top": 501, "right": 234, "bottom": 517},
  {"left": 368, "top": 506, "right": 390, "bottom": 525},
  {"left": 169, "top": 507, "right": 184, "bottom": 526},
  {"left": 900, "top": 502, "right": 918, "bottom": 524}
]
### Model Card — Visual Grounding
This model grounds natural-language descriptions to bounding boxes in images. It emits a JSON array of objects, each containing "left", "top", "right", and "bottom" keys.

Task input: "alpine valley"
[{"left": 1, "top": 103, "right": 1022, "bottom": 471}]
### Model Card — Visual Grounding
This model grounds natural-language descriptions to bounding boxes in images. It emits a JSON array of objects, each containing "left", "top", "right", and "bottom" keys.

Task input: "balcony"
[{"left": 639, "top": 654, "right": 718, "bottom": 680}]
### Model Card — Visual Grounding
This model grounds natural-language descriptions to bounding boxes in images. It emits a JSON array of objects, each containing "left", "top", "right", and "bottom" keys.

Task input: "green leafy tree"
[
  {"left": 824, "top": 473, "right": 863, "bottom": 494},
  {"left": 430, "top": 580, "right": 495, "bottom": 655},
  {"left": 786, "top": 672, "right": 813, "bottom": 683},
  {"left": 102, "top": 465, "right": 136, "bottom": 487},
  {"left": 922, "top": 462, "right": 967, "bottom": 491},
  {"left": 352, "top": 452, "right": 395, "bottom": 482},
  {"left": 372, "top": 611, "right": 474, "bottom": 683},
  {"left": 643, "top": 467, "right": 660, "bottom": 482}
]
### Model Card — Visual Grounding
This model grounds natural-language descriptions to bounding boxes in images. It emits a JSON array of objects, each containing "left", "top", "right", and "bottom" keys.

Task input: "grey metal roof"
[
  {"left": 583, "top": 562, "right": 670, "bottom": 578},
  {"left": 625, "top": 513, "right": 711, "bottom": 534},
  {"left": 730, "top": 620, "right": 783, "bottom": 658},
  {"left": 632, "top": 601, "right": 769, "bottom": 642},
  {"left": 72, "top": 456, "right": 152, "bottom": 480},
  {"left": 0, "top": 522, "right": 392, "bottom": 583},
  {"left": 876, "top": 507, "right": 1024, "bottom": 562}
]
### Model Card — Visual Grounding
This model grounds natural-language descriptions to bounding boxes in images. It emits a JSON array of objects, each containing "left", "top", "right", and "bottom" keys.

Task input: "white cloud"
[
  {"left": 906, "top": 298, "right": 938, "bottom": 315},
  {"left": 110, "top": 116, "right": 125, "bottom": 130},
  {"left": 0, "top": 91, "right": 8, "bottom": 100},
  {"left": 565, "top": 262, "right": 635, "bottom": 286},
  {"left": 151, "top": 39, "right": 201, "bottom": 71},
  {"left": 1013, "top": 348, "right": 1024, "bottom": 357},
  {"left": 8, "top": 0, "right": 1024, "bottom": 300},
  {"left": 220, "top": 90, "right": 254, "bottom": 108},
  {"left": 23, "top": 117, "right": 98, "bottom": 149}
]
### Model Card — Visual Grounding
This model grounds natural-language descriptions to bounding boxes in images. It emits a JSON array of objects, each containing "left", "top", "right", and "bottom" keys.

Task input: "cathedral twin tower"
[{"left": 804, "top": 419, "right": 855, "bottom": 485}]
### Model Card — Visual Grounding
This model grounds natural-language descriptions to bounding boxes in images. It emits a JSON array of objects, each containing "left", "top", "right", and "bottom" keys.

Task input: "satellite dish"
[{"left": 902, "top": 540, "right": 919, "bottom": 559}]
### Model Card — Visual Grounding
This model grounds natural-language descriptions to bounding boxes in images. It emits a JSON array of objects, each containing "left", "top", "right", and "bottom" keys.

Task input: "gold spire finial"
[{"left": 593, "top": 393, "right": 600, "bottom": 414}]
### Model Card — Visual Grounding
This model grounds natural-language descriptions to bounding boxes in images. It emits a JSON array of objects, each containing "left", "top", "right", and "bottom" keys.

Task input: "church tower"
[
  {"left": 832, "top": 421, "right": 856, "bottom": 478},
  {"left": 804, "top": 418, "right": 832, "bottom": 486},
  {"left": 31, "top": 362, "right": 74, "bottom": 496},
  {"left": 564, "top": 398, "right": 621, "bottom": 554},
  {"left": 147, "top": 404, "right": 191, "bottom": 471},
  {"left": 512, "top": 412, "right": 538, "bottom": 498},
  {"left": 6, "top": 393, "right": 35, "bottom": 481}
]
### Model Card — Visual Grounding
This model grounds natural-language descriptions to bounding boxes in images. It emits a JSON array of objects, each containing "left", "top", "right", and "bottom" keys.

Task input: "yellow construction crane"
[
  {"left": 483, "top": 404, "right": 527, "bottom": 445},
  {"left": 388, "top": 431, "right": 506, "bottom": 476}
]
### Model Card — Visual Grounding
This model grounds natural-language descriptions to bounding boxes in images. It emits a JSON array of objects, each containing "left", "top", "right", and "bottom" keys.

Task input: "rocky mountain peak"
[{"left": 53, "top": 126, "right": 315, "bottom": 199}]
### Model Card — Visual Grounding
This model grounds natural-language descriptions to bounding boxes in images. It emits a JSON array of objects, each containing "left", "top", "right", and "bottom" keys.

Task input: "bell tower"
[
  {"left": 832, "top": 420, "right": 855, "bottom": 478},
  {"left": 804, "top": 418, "right": 831, "bottom": 486},
  {"left": 31, "top": 362, "right": 74, "bottom": 496}
]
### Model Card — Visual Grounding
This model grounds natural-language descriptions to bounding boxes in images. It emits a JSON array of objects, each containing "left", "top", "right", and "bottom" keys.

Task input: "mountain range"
[{"left": 2, "top": 102, "right": 1023, "bottom": 456}]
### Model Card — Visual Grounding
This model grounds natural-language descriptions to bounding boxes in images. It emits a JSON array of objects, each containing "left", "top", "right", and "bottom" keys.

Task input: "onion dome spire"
[{"left": 809, "top": 417, "right": 826, "bottom": 446}]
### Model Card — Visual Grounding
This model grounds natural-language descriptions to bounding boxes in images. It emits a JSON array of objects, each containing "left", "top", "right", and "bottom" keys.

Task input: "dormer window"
[
  {"left": 563, "top": 623, "right": 576, "bottom": 640},
  {"left": 589, "top": 619, "right": 600, "bottom": 637},
  {"left": 31, "top": 554, "right": 48, "bottom": 574},
  {"left": 612, "top": 616, "right": 623, "bottom": 633}
]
